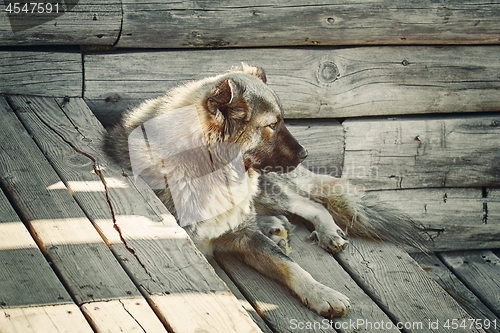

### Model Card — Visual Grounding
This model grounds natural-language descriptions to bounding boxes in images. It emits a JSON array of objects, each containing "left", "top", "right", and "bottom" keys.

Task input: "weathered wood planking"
[
  {"left": 288, "top": 119, "right": 344, "bottom": 175},
  {"left": 0, "top": 97, "right": 142, "bottom": 304},
  {"left": 1, "top": 304, "right": 94, "bottom": 333},
  {"left": 412, "top": 253, "right": 500, "bottom": 333},
  {"left": 84, "top": 46, "right": 500, "bottom": 123},
  {"left": 336, "top": 239, "right": 486, "bottom": 333},
  {"left": 438, "top": 251, "right": 500, "bottom": 319},
  {"left": 208, "top": 258, "right": 274, "bottom": 333},
  {"left": 0, "top": 51, "right": 82, "bottom": 97},
  {"left": 0, "top": 189, "right": 73, "bottom": 308},
  {"left": 217, "top": 224, "right": 400, "bottom": 333},
  {"left": 343, "top": 114, "right": 500, "bottom": 190},
  {"left": 118, "top": 0, "right": 500, "bottom": 48},
  {"left": 0, "top": 1, "right": 121, "bottom": 46},
  {"left": 81, "top": 299, "right": 168, "bottom": 333},
  {"left": 372, "top": 188, "right": 500, "bottom": 252},
  {"left": 10, "top": 95, "right": 262, "bottom": 333}
]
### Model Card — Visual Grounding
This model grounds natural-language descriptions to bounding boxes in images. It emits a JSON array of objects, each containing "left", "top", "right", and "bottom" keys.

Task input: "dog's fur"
[{"left": 104, "top": 64, "right": 424, "bottom": 318}]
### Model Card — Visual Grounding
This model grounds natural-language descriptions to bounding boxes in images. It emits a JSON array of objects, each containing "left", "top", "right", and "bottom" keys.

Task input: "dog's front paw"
[
  {"left": 301, "top": 283, "right": 350, "bottom": 318},
  {"left": 308, "top": 228, "right": 348, "bottom": 254}
]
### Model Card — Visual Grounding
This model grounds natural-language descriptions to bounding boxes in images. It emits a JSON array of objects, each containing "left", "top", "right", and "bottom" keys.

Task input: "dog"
[{"left": 104, "top": 64, "right": 424, "bottom": 318}]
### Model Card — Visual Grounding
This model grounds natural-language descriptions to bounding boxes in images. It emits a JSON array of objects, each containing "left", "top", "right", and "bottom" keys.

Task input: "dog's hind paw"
[
  {"left": 302, "top": 283, "right": 350, "bottom": 318},
  {"left": 308, "top": 228, "right": 348, "bottom": 254}
]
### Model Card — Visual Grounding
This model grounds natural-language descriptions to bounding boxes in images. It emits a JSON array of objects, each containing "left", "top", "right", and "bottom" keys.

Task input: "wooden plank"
[
  {"left": 209, "top": 258, "right": 274, "bottom": 333},
  {"left": 0, "top": 189, "right": 73, "bottom": 308},
  {"left": 288, "top": 225, "right": 402, "bottom": 333},
  {"left": 217, "top": 253, "right": 333, "bottom": 333},
  {"left": 438, "top": 251, "right": 500, "bottom": 319},
  {"left": 372, "top": 188, "right": 500, "bottom": 252},
  {"left": 0, "top": 97, "right": 142, "bottom": 305},
  {"left": 81, "top": 298, "right": 168, "bottom": 333},
  {"left": 0, "top": 304, "right": 94, "bottom": 333},
  {"left": 287, "top": 119, "right": 344, "bottom": 176},
  {"left": 412, "top": 253, "right": 500, "bottom": 333},
  {"left": 0, "top": 51, "right": 82, "bottom": 97},
  {"left": 0, "top": 1, "right": 121, "bottom": 46},
  {"left": 486, "top": 188, "right": 500, "bottom": 224},
  {"left": 118, "top": 0, "right": 500, "bottom": 48},
  {"left": 83, "top": 46, "right": 500, "bottom": 123},
  {"left": 343, "top": 115, "right": 500, "bottom": 190},
  {"left": 10, "top": 96, "right": 262, "bottom": 333},
  {"left": 335, "top": 239, "right": 486, "bottom": 333},
  {"left": 217, "top": 224, "right": 401, "bottom": 333}
]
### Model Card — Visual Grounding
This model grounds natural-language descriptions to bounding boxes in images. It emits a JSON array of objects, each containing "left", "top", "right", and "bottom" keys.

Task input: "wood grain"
[
  {"left": 0, "top": 188, "right": 73, "bottom": 308},
  {"left": 438, "top": 251, "right": 500, "bottom": 318},
  {"left": 288, "top": 225, "right": 402, "bottom": 333},
  {"left": 209, "top": 258, "right": 274, "bottom": 333},
  {"left": 412, "top": 253, "right": 500, "bottom": 333},
  {"left": 83, "top": 46, "right": 500, "bottom": 123},
  {"left": 0, "top": 51, "right": 82, "bottom": 97},
  {"left": 10, "top": 95, "right": 262, "bottom": 333},
  {"left": 0, "top": 97, "right": 141, "bottom": 305},
  {"left": 0, "top": 1, "right": 121, "bottom": 46},
  {"left": 336, "top": 238, "right": 485, "bottom": 333},
  {"left": 81, "top": 298, "right": 168, "bottom": 333},
  {"left": 343, "top": 115, "right": 500, "bottom": 190},
  {"left": 117, "top": 0, "right": 500, "bottom": 48},
  {"left": 217, "top": 224, "right": 402, "bottom": 333},
  {"left": 0, "top": 304, "right": 94, "bottom": 333}
]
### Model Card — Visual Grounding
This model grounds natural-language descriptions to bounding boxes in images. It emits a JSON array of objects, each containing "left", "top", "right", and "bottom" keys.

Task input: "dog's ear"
[
  {"left": 206, "top": 78, "right": 248, "bottom": 134},
  {"left": 233, "top": 63, "right": 267, "bottom": 84}
]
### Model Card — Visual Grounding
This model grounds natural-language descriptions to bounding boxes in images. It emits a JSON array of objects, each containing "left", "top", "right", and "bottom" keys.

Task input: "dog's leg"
[
  {"left": 256, "top": 174, "right": 349, "bottom": 254},
  {"left": 212, "top": 226, "right": 350, "bottom": 318},
  {"left": 256, "top": 215, "right": 293, "bottom": 255},
  {"left": 284, "top": 192, "right": 349, "bottom": 254}
]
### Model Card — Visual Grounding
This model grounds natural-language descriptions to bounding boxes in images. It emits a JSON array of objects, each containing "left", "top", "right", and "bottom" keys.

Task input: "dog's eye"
[{"left": 268, "top": 122, "right": 277, "bottom": 130}]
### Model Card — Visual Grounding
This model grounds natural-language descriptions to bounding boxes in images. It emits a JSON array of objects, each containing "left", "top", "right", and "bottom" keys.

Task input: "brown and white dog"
[{"left": 104, "top": 64, "right": 424, "bottom": 318}]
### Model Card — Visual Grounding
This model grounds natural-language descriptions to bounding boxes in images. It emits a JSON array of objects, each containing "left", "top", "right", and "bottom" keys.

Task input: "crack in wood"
[
  {"left": 18, "top": 99, "right": 151, "bottom": 277},
  {"left": 118, "top": 300, "right": 147, "bottom": 333}
]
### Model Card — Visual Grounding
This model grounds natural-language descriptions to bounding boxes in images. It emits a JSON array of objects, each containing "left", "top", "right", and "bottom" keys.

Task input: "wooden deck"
[
  {"left": 0, "top": 95, "right": 498, "bottom": 333},
  {"left": 1, "top": 0, "right": 500, "bottom": 331}
]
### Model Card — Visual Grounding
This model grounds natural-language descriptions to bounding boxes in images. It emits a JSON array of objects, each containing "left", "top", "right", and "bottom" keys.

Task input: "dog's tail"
[{"left": 291, "top": 166, "right": 427, "bottom": 252}]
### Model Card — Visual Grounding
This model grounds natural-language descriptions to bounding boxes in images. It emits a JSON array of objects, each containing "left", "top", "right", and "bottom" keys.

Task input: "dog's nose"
[{"left": 298, "top": 147, "right": 308, "bottom": 160}]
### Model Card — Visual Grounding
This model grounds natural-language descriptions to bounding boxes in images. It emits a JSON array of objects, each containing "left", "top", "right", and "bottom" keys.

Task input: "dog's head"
[{"left": 201, "top": 64, "right": 307, "bottom": 174}]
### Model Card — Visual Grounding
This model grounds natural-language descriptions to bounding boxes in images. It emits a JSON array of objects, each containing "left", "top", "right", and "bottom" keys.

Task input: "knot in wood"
[{"left": 317, "top": 61, "right": 339, "bottom": 83}]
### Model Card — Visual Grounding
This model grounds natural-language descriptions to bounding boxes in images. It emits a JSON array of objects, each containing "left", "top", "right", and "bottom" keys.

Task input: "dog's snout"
[{"left": 298, "top": 147, "right": 308, "bottom": 160}]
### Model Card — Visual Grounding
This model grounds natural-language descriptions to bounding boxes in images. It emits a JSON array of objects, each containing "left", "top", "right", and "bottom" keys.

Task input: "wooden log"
[
  {"left": 10, "top": 95, "right": 262, "bottom": 333},
  {"left": 83, "top": 46, "right": 500, "bottom": 123},
  {"left": 118, "top": 0, "right": 500, "bottom": 48},
  {"left": 438, "top": 251, "right": 500, "bottom": 319},
  {"left": 373, "top": 188, "right": 500, "bottom": 252},
  {"left": 0, "top": 1, "right": 121, "bottom": 46},
  {"left": 0, "top": 304, "right": 94, "bottom": 333},
  {"left": 0, "top": 97, "right": 142, "bottom": 304},
  {"left": 335, "top": 239, "right": 486, "bottom": 333},
  {"left": 412, "top": 253, "right": 500, "bottom": 333},
  {"left": 343, "top": 115, "right": 500, "bottom": 190},
  {"left": 0, "top": 188, "right": 73, "bottom": 308},
  {"left": 0, "top": 51, "right": 82, "bottom": 97}
]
